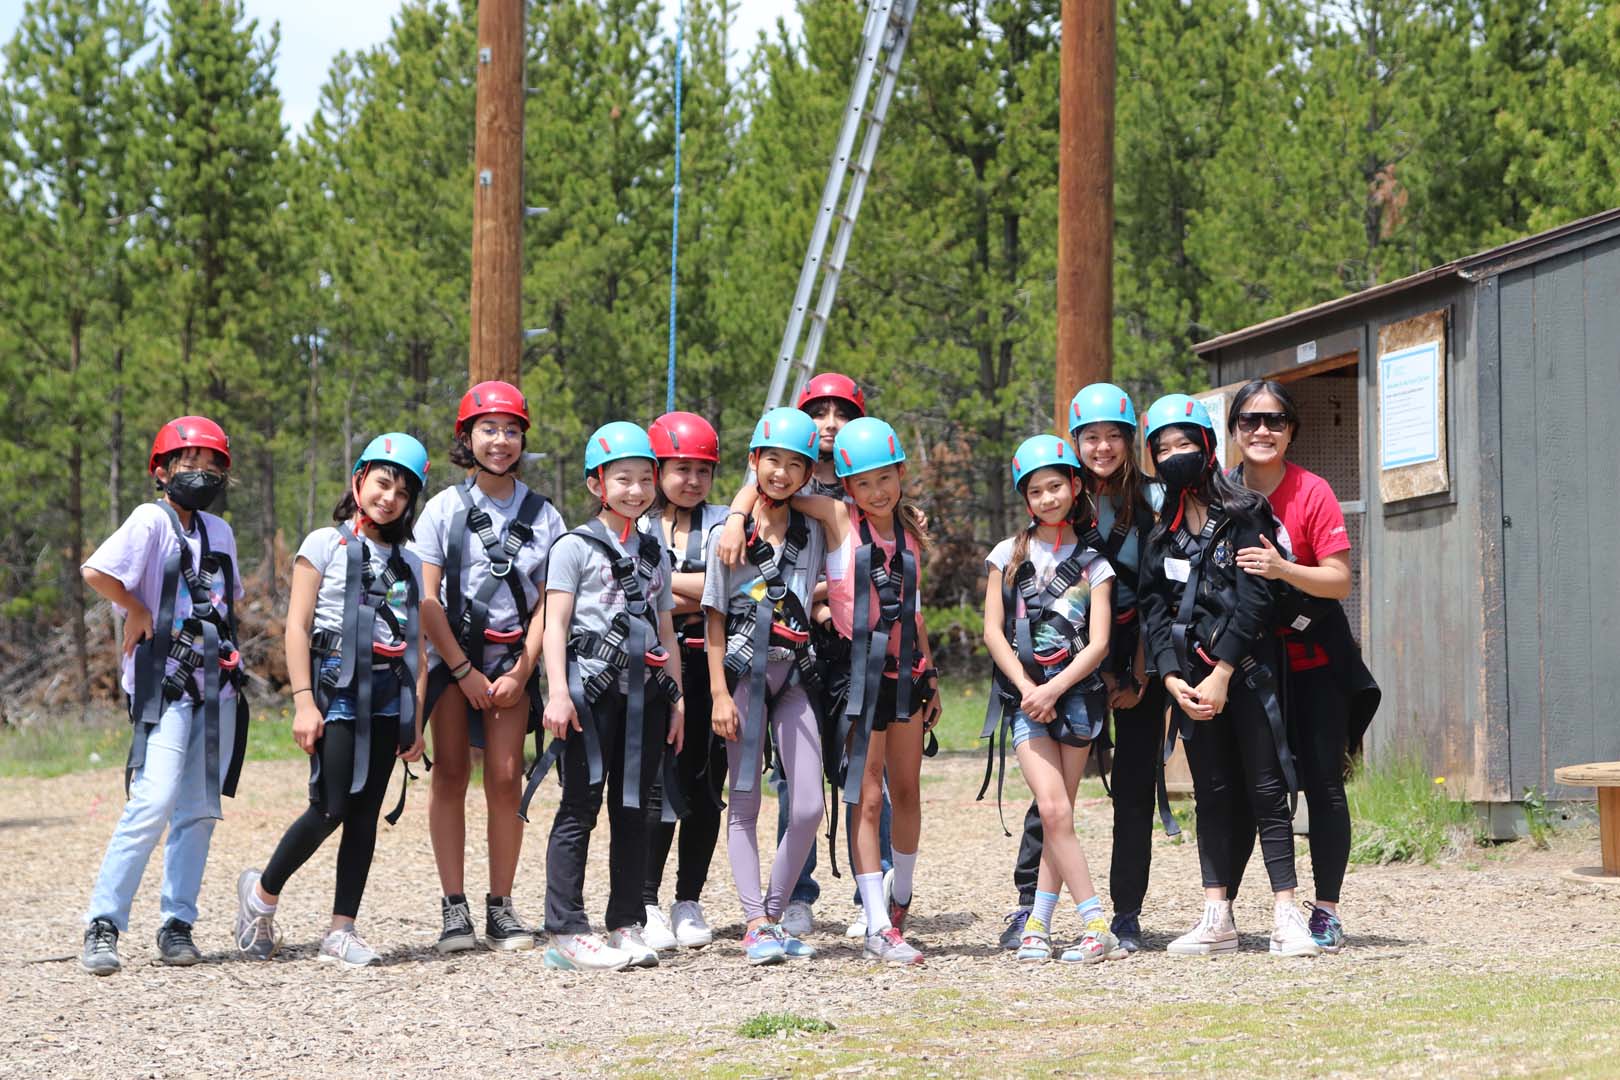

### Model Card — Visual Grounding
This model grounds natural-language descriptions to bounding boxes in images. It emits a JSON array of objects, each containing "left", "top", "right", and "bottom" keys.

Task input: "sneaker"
[
  {"left": 545, "top": 931, "right": 632, "bottom": 971},
  {"left": 1059, "top": 919, "right": 1127, "bottom": 965},
  {"left": 1111, "top": 913, "right": 1143, "bottom": 955},
  {"left": 642, "top": 905, "right": 679, "bottom": 951},
  {"left": 319, "top": 927, "right": 382, "bottom": 968},
  {"left": 770, "top": 923, "right": 816, "bottom": 960},
  {"left": 81, "top": 918, "right": 120, "bottom": 976},
  {"left": 1015, "top": 920, "right": 1053, "bottom": 963},
  {"left": 1306, "top": 903, "right": 1345, "bottom": 954},
  {"left": 606, "top": 925, "right": 659, "bottom": 968},
  {"left": 435, "top": 895, "right": 478, "bottom": 955},
  {"left": 999, "top": 906, "right": 1032, "bottom": 950},
  {"left": 156, "top": 918, "right": 203, "bottom": 966},
  {"left": 781, "top": 899, "right": 814, "bottom": 938},
  {"left": 863, "top": 925, "right": 924, "bottom": 966},
  {"left": 1271, "top": 902, "right": 1322, "bottom": 958},
  {"left": 671, "top": 900, "right": 714, "bottom": 949},
  {"left": 845, "top": 867, "right": 893, "bottom": 939},
  {"left": 484, "top": 895, "right": 536, "bottom": 952},
  {"left": 1168, "top": 901, "right": 1240, "bottom": 956},
  {"left": 741, "top": 924, "right": 786, "bottom": 966},
  {"left": 233, "top": 869, "right": 281, "bottom": 960}
]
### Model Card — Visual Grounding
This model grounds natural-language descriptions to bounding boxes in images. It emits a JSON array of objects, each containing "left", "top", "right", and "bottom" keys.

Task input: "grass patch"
[
  {"left": 736, "top": 1012, "right": 835, "bottom": 1039},
  {"left": 1347, "top": 750, "right": 1478, "bottom": 864},
  {"left": 933, "top": 675, "right": 991, "bottom": 753},
  {"left": 0, "top": 701, "right": 309, "bottom": 780}
]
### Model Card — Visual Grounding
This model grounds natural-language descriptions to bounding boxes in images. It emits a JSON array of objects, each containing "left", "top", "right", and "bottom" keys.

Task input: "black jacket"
[{"left": 1139, "top": 500, "right": 1277, "bottom": 680}]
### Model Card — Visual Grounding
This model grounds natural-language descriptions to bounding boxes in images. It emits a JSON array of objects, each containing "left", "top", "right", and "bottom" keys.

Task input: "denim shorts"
[
  {"left": 1010, "top": 665, "right": 1100, "bottom": 749},
  {"left": 318, "top": 655, "right": 401, "bottom": 722}
]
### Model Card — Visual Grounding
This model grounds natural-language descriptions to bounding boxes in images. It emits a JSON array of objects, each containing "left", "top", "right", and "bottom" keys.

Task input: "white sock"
[
  {"left": 890, "top": 848, "right": 918, "bottom": 907},
  {"left": 249, "top": 887, "right": 276, "bottom": 915},
  {"left": 856, "top": 872, "right": 891, "bottom": 933}
]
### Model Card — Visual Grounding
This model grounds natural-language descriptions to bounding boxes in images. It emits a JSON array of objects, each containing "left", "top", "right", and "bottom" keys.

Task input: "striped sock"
[
  {"left": 1077, "top": 895, "right": 1104, "bottom": 928},
  {"left": 1030, "top": 890, "right": 1060, "bottom": 934}
]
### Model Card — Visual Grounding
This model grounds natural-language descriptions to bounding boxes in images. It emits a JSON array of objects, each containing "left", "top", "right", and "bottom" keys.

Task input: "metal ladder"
[{"left": 763, "top": 0, "right": 918, "bottom": 411}]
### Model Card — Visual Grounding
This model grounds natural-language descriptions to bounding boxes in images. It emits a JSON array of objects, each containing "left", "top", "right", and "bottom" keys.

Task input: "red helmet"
[
  {"left": 457, "top": 380, "right": 530, "bottom": 434},
  {"left": 149, "top": 416, "right": 231, "bottom": 474},
  {"left": 648, "top": 411, "right": 720, "bottom": 463},
  {"left": 796, "top": 372, "right": 866, "bottom": 417}
]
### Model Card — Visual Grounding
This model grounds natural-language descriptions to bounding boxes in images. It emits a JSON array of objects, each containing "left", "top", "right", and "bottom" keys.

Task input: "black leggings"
[
  {"left": 1012, "top": 681, "right": 1166, "bottom": 913},
  {"left": 1182, "top": 680, "right": 1297, "bottom": 895},
  {"left": 260, "top": 719, "right": 399, "bottom": 918},
  {"left": 544, "top": 690, "right": 652, "bottom": 935},
  {"left": 644, "top": 649, "right": 725, "bottom": 905},
  {"left": 1288, "top": 665, "right": 1351, "bottom": 902}
]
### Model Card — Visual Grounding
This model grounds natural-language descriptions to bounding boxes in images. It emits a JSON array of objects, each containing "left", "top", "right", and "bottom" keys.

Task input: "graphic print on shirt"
[{"left": 1030, "top": 568, "right": 1093, "bottom": 657}]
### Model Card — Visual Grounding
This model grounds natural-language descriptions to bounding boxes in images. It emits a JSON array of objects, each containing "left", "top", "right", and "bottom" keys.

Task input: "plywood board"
[{"left": 1376, "top": 310, "right": 1449, "bottom": 502}]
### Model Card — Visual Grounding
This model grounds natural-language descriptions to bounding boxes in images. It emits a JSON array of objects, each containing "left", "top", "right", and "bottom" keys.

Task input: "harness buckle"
[
  {"left": 488, "top": 558, "right": 514, "bottom": 579},
  {"left": 644, "top": 646, "right": 671, "bottom": 669},
  {"left": 765, "top": 584, "right": 788, "bottom": 603}
]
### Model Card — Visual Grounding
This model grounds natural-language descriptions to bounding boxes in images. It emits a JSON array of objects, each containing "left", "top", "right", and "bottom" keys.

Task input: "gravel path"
[{"left": 3, "top": 753, "right": 1616, "bottom": 1078}]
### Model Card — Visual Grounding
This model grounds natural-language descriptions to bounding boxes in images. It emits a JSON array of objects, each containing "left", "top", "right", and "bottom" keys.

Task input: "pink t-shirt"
[
  {"left": 825, "top": 512, "right": 926, "bottom": 663},
  {"left": 1266, "top": 462, "right": 1349, "bottom": 671}
]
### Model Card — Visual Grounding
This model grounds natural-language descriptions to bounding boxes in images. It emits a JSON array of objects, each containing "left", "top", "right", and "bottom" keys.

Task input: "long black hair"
[
  {"left": 335, "top": 461, "right": 423, "bottom": 544},
  {"left": 1146, "top": 423, "right": 1269, "bottom": 546},
  {"left": 1228, "top": 378, "right": 1301, "bottom": 439}
]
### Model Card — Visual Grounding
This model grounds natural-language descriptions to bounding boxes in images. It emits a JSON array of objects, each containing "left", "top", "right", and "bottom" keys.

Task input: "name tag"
[
  {"left": 1164, "top": 557, "right": 1191, "bottom": 583},
  {"left": 1291, "top": 615, "right": 1314, "bottom": 632}
]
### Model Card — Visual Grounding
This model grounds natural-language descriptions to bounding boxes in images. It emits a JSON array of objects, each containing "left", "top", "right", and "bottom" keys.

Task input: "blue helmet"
[
  {"left": 584, "top": 421, "right": 656, "bottom": 478},
  {"left": 1010, "top": 434, "right": 1080, "bottom": 490},
  {"left": 1143, "top": 394, "right": 1214, "bottom": 441},
  {"left": 353, "top": 432, "right": 429, "bottom": 487},
  {"left": 833, "top": 417, "right": 906, "bottom": 478},
  {"left": 1068, "top": 382, "right": 1137, "bottom": 435},
  {"left": 750, "top": 407, "right": 820, "bottom": 463}
]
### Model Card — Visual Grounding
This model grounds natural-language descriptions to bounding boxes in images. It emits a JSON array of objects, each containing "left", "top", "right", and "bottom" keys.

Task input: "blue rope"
[{"left": 665, "top": 4, "right": 685, "bottom": 415}]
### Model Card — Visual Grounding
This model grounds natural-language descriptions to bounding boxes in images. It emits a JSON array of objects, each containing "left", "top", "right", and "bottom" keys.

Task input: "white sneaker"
[
  {"left": 318, "top": 927, "right": 382, "bottom": 968},
  {"left": 1167, "top": 901, "right": 1240, "bottom": 956},
  {"left": 781, "top": 900, "right": 814, "bottom": 938},
  {"left": 1270, "top": 902, "right": 1323, "bottom": 958},
  {"left": 544, "top": 932, "right": 632, "bottom": 972},
  {"left": 671, "top": 900, "right": 714, "bottom": 948},
  {"left": 642, "top": 905, "right": 679, "bottom": 951},
  {"left": 844, "top": 867, "right": 893, "bottom": 938},
  {"left": 606, "top": 925, "right": 660, "bottom": 967}
]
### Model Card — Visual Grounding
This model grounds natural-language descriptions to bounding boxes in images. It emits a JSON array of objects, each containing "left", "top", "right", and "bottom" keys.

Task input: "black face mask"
[
  {"left": 165, "top": 470, "right": 226, "bottom": 511},
  {"left": 1155, "top": 450, "right": 1209, "bottom": 493}
]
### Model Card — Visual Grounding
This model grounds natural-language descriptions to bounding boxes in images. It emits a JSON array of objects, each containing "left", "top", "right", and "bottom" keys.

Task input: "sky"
[{"left": 0, "top": 1, "right": 803, "bottom": 135}]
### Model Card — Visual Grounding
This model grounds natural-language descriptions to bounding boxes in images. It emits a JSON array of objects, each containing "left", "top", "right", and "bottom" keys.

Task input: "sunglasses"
[{"left": 1236, "top": 411, "right": 1291, "bottom": 434}]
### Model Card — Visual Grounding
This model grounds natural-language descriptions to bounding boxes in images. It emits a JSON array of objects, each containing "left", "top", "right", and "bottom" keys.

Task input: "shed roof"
[{"left": 1192, "top": 206, "right": 1620, "bottom": 356}]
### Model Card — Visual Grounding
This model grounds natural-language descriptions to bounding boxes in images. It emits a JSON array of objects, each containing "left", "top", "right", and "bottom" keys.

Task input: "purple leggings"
[{"left": 725, "top": 659, "right": 824, "bottom": 923}]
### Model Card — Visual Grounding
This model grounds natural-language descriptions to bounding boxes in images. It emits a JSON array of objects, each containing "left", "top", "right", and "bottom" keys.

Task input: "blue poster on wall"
[{"left": 1379, "top": 340, "right": 1441, "bottom": 469}]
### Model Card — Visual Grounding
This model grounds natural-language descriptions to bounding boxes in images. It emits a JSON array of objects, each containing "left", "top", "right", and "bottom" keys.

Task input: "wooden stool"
[{"left": 1552, "top": 762, "right": 1620, "bottom": 887}]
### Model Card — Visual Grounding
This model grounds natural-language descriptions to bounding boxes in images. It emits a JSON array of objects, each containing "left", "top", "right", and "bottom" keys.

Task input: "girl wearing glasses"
[
  {"left": 410, "top": 381, "right": 567, "bottom": 954},
  {"left": 1227, "top": 379, "right": 1379, "bottom": 954}
]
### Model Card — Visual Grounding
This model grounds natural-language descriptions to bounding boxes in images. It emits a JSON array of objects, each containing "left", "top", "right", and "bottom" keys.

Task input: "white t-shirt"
[
  {"left": 296, "top": 527, "right": 425, "bottom": 651},
  {"left": 986, "top": 535, "right": 1115, "bottom": 654},
  {"left": 409, "top": 478, "right": 566, "bottom": 635}
]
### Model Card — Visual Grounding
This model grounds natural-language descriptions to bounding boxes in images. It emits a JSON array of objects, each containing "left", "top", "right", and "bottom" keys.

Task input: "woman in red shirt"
[{"left": 1228, "top": 379, "right": 1377, "bottom": 955}]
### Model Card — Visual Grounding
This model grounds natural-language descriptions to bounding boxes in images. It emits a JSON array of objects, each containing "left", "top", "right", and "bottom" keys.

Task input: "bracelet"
[
  {"left": 726, "top": 510, "right": 746, "bottom": 520},
  {"left": 451, "top": 660, "right": 473, "bottom": 680},
  {"left": 291, "top": 687, "right": 313, "bottom": 698}
]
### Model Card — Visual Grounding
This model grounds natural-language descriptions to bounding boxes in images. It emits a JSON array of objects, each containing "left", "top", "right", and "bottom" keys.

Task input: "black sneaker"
[
  {"left": 156, "top": 919, "right": 203, "bottom": 966},
  {"left": 484, "top": 894, "right": 536, "bottom": 952},
  {"left": 999, "top": 906, "right": 1032, "bottom": 951},
  {"left": 1112, "top": 912, "right": 1143, "bottom": 955},
  {"left": 82, "top": 918, "right": 121, "bottom": 976},
  {"left": 435, "top": 895, "right": 478, "bottom": 955}
]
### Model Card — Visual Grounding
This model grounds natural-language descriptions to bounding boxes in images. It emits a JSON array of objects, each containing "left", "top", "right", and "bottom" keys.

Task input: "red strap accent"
[
  {"left": 1194, "top": 644, "right": 1217, "bottom": 667},
  {"left": 483, "top": 627, "right": 524, "bottom": 643},
  {"left": 372, "top": 640, "right": 407, "bottom": 658},
  {"left": 770, "top": 622, "right": 810, "bottom": 645},
  {"left": 218, "top": 650, "right": 241, "bottom": 670},
  {"left": 644, "top": 647, "right": 670, "bottom": 669},
  {"left": 1033, "top": 647, "right": 1071, "bottom": 666}
]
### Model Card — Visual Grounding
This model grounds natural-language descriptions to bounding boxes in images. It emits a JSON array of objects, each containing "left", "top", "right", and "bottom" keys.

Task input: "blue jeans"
[
  {"left": 776, "top": 769, "right": 892, "bottom": 906},
  {"left": 86, "top": 697, "right": 238, "bottom": 931},
  {"left": 1010, "top": 665, "right": 1097, "bottom": 749},
  {"left": 318, "top": 657, "right": 401, "bottom": 722}
]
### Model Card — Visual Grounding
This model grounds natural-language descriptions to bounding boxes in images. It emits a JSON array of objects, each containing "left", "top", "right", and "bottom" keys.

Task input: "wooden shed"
[{"left": 1192, "top": 208, "right": 1620, "bottom": 830}]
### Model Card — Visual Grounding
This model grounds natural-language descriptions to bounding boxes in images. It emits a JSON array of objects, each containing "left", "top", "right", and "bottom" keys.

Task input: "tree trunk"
[{"left": 69, "top": 317, "right": 90, "bottom": 717}]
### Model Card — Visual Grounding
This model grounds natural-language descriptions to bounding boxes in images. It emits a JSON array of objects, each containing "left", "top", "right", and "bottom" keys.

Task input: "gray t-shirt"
[
  {"left": 639, "top": 502, "right": 733, "bottom": 573},
  {"left": 701, "top": 514, "right": 826, "bottom": 629},
  {"left": 296, "top": 527, "right": 424, "bottom": 651},
  {"left": 547, "top": 524, "right": 675, "bottom": 691},
  {"left": 409, "top": 478, "right": 566, "bottom": 640}
]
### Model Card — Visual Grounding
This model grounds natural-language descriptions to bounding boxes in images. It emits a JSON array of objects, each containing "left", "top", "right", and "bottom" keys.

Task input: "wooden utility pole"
[
  {"left": 1055, "top": 0, "right": 1115, "bottom": 433},
  {"left": 469, "top": 0, "right": 525, "bottom": 387}
]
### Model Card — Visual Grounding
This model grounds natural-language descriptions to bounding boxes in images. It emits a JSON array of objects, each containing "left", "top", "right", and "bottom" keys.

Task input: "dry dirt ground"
[{"left": 3, "top": 754, "right": 1617, "bottom": 1079}]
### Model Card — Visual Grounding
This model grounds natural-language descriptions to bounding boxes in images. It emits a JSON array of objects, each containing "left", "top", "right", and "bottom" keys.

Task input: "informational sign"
[
  {"left": 1376, "top": 310, "right": 1450, "bottom": 504},
  {"left": 1379, "top": 341, "right": 1441, "bottom": 468}
]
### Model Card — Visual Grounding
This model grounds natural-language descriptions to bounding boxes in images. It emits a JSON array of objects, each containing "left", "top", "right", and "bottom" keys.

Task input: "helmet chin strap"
[
  {"left": 351, "top": 466, "right": 374, "bottom": 535},
  {"left": 598, "top": 467, "right": 637, "bottom": 543}
]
